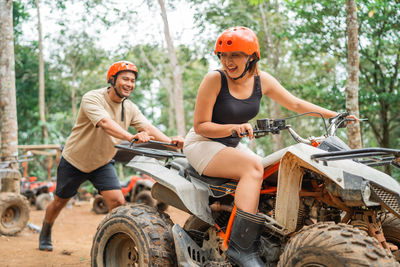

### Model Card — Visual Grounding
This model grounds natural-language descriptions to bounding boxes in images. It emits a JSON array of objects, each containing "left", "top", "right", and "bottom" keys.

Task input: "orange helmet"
[
  {"left": 107, "top": 61, "right": 138, "bottom": 84},
  {"left": 214, "top": 26, "right": 260, "bottom": 60}
]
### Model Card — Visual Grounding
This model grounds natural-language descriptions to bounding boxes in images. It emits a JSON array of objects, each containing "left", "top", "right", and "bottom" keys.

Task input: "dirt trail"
[{"left": 0, "top": 200, "right": 190, "bottom": 267}]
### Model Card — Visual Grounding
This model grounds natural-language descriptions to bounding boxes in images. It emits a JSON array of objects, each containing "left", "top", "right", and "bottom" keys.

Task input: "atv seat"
[{"left": 168, "top": 158, "right": 233, "bottom": 186}]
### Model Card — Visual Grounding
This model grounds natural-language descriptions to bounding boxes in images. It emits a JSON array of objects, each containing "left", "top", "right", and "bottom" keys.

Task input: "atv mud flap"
[
  {"left": 172, "top": 224, "right": 209, "bottom": 267},
  {"left": 127, "top": 156, "right": 214, "bottom": 224}
]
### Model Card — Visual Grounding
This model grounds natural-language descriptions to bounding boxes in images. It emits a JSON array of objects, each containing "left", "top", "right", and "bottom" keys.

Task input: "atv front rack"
[
  {"left": 311, "top": 148, "right": 400, "bottom": 169},
  {"left": 115, "top": 144, "right": 185, "bottom": 161}
]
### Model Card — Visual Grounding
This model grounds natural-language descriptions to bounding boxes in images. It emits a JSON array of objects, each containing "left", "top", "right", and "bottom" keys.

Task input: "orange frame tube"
[{"left": 221, "top": 163, "right": 280, "bottom": 250}]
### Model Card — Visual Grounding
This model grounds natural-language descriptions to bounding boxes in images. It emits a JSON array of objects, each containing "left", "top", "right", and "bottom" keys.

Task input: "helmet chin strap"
[
  {"left": 110, "top": 76, "right": 125, "bottom": 99},
  {"left": 110, "top": 76, "right": 127, "bottom": 121},
  {"left": 113, "top": 86, "right": 125, "bottom": 99},
  {"left": 232, "top": 57, "right": 258, "bottom": 80}
]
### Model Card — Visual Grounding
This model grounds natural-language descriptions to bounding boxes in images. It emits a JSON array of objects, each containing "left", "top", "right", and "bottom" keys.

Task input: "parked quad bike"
[
  {"left": 0, "top": 160, "right": 30, "bottom": 236},
  {"left": 91, "top": 112, "right": 400, "bottom": 267},
  {"left": 92, "top": 173, "right": 168, "bottom": 214},
  {"left": 20, "top": 176, "right": 55, "bottom": 210}
]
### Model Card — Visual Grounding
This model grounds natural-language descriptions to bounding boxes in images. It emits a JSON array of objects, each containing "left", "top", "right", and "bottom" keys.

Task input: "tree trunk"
[
  {"left": 71, "top": 74, "right": 77, "bottom": 119},
  {"left": 345, "top": 0, "right": 362, "bottom": 149},
  {"left": 166, "top": 81, "right": 176, "bottom": 130},
  {"left": 139, "top": 46, "right": 176, "bottom": 131},
  {"left": 259, "top": 1, "right": 284, "bottom": 151},
  {"left": 0, "top": 0, "right": 19, "bottom": 168},
  {"left": 157, "top": 0, "right": 186, "bottom": 136},
  {"left": 35, "top": 0, "right": 48, "bottom": 141}
]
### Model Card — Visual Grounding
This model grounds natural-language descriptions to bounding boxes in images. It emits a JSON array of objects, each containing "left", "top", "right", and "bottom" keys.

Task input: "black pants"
[{"left": 55, "top": 157, "right": 120, "bottom": 199}]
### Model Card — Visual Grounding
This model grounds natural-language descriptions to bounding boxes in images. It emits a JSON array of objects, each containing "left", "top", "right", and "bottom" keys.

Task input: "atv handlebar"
[
  {"left": 232, "top": 112, "right": 357, "bottom": 145},
  {"left": 130, "top": 139, "right": 178, "bottom": 148}
]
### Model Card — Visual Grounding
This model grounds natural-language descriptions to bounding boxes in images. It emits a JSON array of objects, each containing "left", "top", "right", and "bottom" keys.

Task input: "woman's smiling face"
[{"left": 219, "top": 51, "right": 249, "bottom": 79}]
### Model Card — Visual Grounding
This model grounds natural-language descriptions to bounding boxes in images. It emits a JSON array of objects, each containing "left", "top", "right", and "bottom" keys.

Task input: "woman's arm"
[{"left": 260, "top": 71, "right": 337, "bottom": 118}]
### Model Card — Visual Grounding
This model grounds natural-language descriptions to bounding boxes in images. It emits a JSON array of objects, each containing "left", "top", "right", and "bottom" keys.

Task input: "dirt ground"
[{"left": 0, "top": 200, "right": 190, "bottom": 267}]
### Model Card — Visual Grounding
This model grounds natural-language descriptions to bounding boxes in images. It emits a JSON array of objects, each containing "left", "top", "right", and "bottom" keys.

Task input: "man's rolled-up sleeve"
[{"left": 81, "top": 94, "right": 110, "bottom": 127}]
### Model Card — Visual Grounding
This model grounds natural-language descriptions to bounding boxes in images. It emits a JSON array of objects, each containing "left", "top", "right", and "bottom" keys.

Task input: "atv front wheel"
[
  {"left": 91, "top": 204, "right": 176, "bottom": 267},
  {"left": 92, "top": 195, "right": 108, "bottom": 214},
  {"left": 278, "top": 222, "right": 398, "bottom": 267},
  {"left": 0, "top": 192, "right": 30, "bottom": 235}
]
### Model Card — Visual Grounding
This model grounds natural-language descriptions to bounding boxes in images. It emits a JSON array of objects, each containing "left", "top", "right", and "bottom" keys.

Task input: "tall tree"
[
  {"left": 35, "top": 0, "right": 48, "bottom": 140},
  {"left": 139, "top": 45, "right": 176, "bottom": 131},
  {"left": 258, "top": 0, "right": 284, "bottom": 151},
  {"left": 345, "top": 0, "right": 362, "bottom": 148},
  {"left": 0, "top": 0, "right": 19, "bottom": 165},
  {"left": 54, "top": 31, "right": 106, "bottom": 119},
  {"left": 358, "top": 1, "right": 400, "bottom": 150},
  {"left": 286, "top": 0, "right": 400, "bottom": 149},
  {"left": 157, "top": 0, "right": 186, "bottom": 136}
]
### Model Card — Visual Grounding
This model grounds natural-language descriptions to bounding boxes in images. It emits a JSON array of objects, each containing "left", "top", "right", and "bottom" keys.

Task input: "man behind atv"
[{"left": 39, "top": 61, "right": 184, "bottom": 251}]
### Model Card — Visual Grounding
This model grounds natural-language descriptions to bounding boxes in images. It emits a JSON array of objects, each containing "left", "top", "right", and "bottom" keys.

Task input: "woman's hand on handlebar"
[
  {"left": 231, "top": 123, "right": 254, "bottom": 139},
  {"left": 346, "top": 114, "right": 359, "bottom": 124},
  {"left": 170, "top": 136, "right": 184, "bottom": 149}
]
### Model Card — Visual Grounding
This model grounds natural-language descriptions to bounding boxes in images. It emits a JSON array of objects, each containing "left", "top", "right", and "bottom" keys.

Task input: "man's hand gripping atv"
[{"left": 91, "top": 112, "right": 400, "bottom": 267}]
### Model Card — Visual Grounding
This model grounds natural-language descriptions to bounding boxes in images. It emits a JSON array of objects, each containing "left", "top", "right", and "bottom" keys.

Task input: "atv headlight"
[
  {"left": 326, "top": 174, "right": 380, "bottom": 207},
  {"left": 361, "top": 182, "right": 379, "bottom": 207}
]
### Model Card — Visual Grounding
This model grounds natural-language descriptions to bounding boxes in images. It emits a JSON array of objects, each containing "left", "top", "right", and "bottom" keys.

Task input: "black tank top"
[{"left": 211, "top": 70, "right": 262, "bottom": 147}]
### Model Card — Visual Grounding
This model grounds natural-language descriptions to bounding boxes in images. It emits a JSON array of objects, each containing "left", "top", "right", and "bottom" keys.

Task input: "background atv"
[
  {"left": 92, "top": 173, "right": 168, "bottom": 214},
  {"left": 20, "top": 176, "right": 55, "bottom": 210},
  {"left": 17, "top": 144, "right": 61, "bottom": 211},
  {"left": 91, "top": 141, "right": 171, "bottom": 214},
  {"left": 91, "top": 113, "right": 400, "bottom": 267},
  {"left": 0, "top": 159, "right": 30, "bottom": 236}
]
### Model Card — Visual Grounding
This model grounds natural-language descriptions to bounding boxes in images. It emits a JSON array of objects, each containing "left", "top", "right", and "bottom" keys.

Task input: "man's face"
[{"left": 114, "top": 71, "right": 136, "bottom": 98}]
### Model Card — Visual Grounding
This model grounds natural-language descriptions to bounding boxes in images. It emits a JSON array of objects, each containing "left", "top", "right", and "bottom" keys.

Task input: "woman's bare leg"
[{"left": 202, "top": 147, "right": 264, "bottom": 214}]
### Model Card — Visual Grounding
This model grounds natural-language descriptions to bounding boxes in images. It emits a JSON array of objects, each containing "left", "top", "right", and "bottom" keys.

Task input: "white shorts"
[{"left": 183, "top": 128, "right": 259, "bottom": 175}]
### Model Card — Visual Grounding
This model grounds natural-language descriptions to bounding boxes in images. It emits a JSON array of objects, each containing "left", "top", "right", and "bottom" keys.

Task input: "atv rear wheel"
[
  {"left": 278, "top": 222, "right": 398, "bottom": 267},
  {"left": 91, "top": 204, "right": 176, "bottom": 267},
  {"left": 92, "top": 195, "right": 109, "bottom": 214},
  {"left": 0, "top": 192, "right": 30, "bottom": 235},
  {"left": 35, "top": 193, "right": 52, "bottom": 210},
  {"left": 134, "top": 190, "right": 156, "bottom": 207}
]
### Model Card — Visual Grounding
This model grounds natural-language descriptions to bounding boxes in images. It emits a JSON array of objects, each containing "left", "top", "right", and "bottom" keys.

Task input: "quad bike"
[
  {"left": 0, "top": 159, "right": 30, "bottom": 236},
  {"left": 92, "top": 173, "right": 168, "bottom": 214},
  {"left": 20, "top": 176, "right": 55, "bottom": 210},
  {"left": 91, "top": 112, "right": 400, "bottom": 266}
]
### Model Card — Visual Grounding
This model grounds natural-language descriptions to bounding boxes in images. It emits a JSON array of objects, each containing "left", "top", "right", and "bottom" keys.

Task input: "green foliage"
[
  {"left": 13, "top": 0, "right": 30, "bottom": 40},
  {"left": 119, "top": 43, "right": 208, "bottom": 136},
  {"left": 286, "top": 0, "right": 400, "bottom": 149},
  {"left": 9, "top": 0, "right": 400, "bottom": 183}
]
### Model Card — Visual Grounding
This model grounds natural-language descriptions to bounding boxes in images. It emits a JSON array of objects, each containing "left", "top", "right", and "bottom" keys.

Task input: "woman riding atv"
[{"left": 183, "top": 26, "right": 358, "bottom": 267}]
